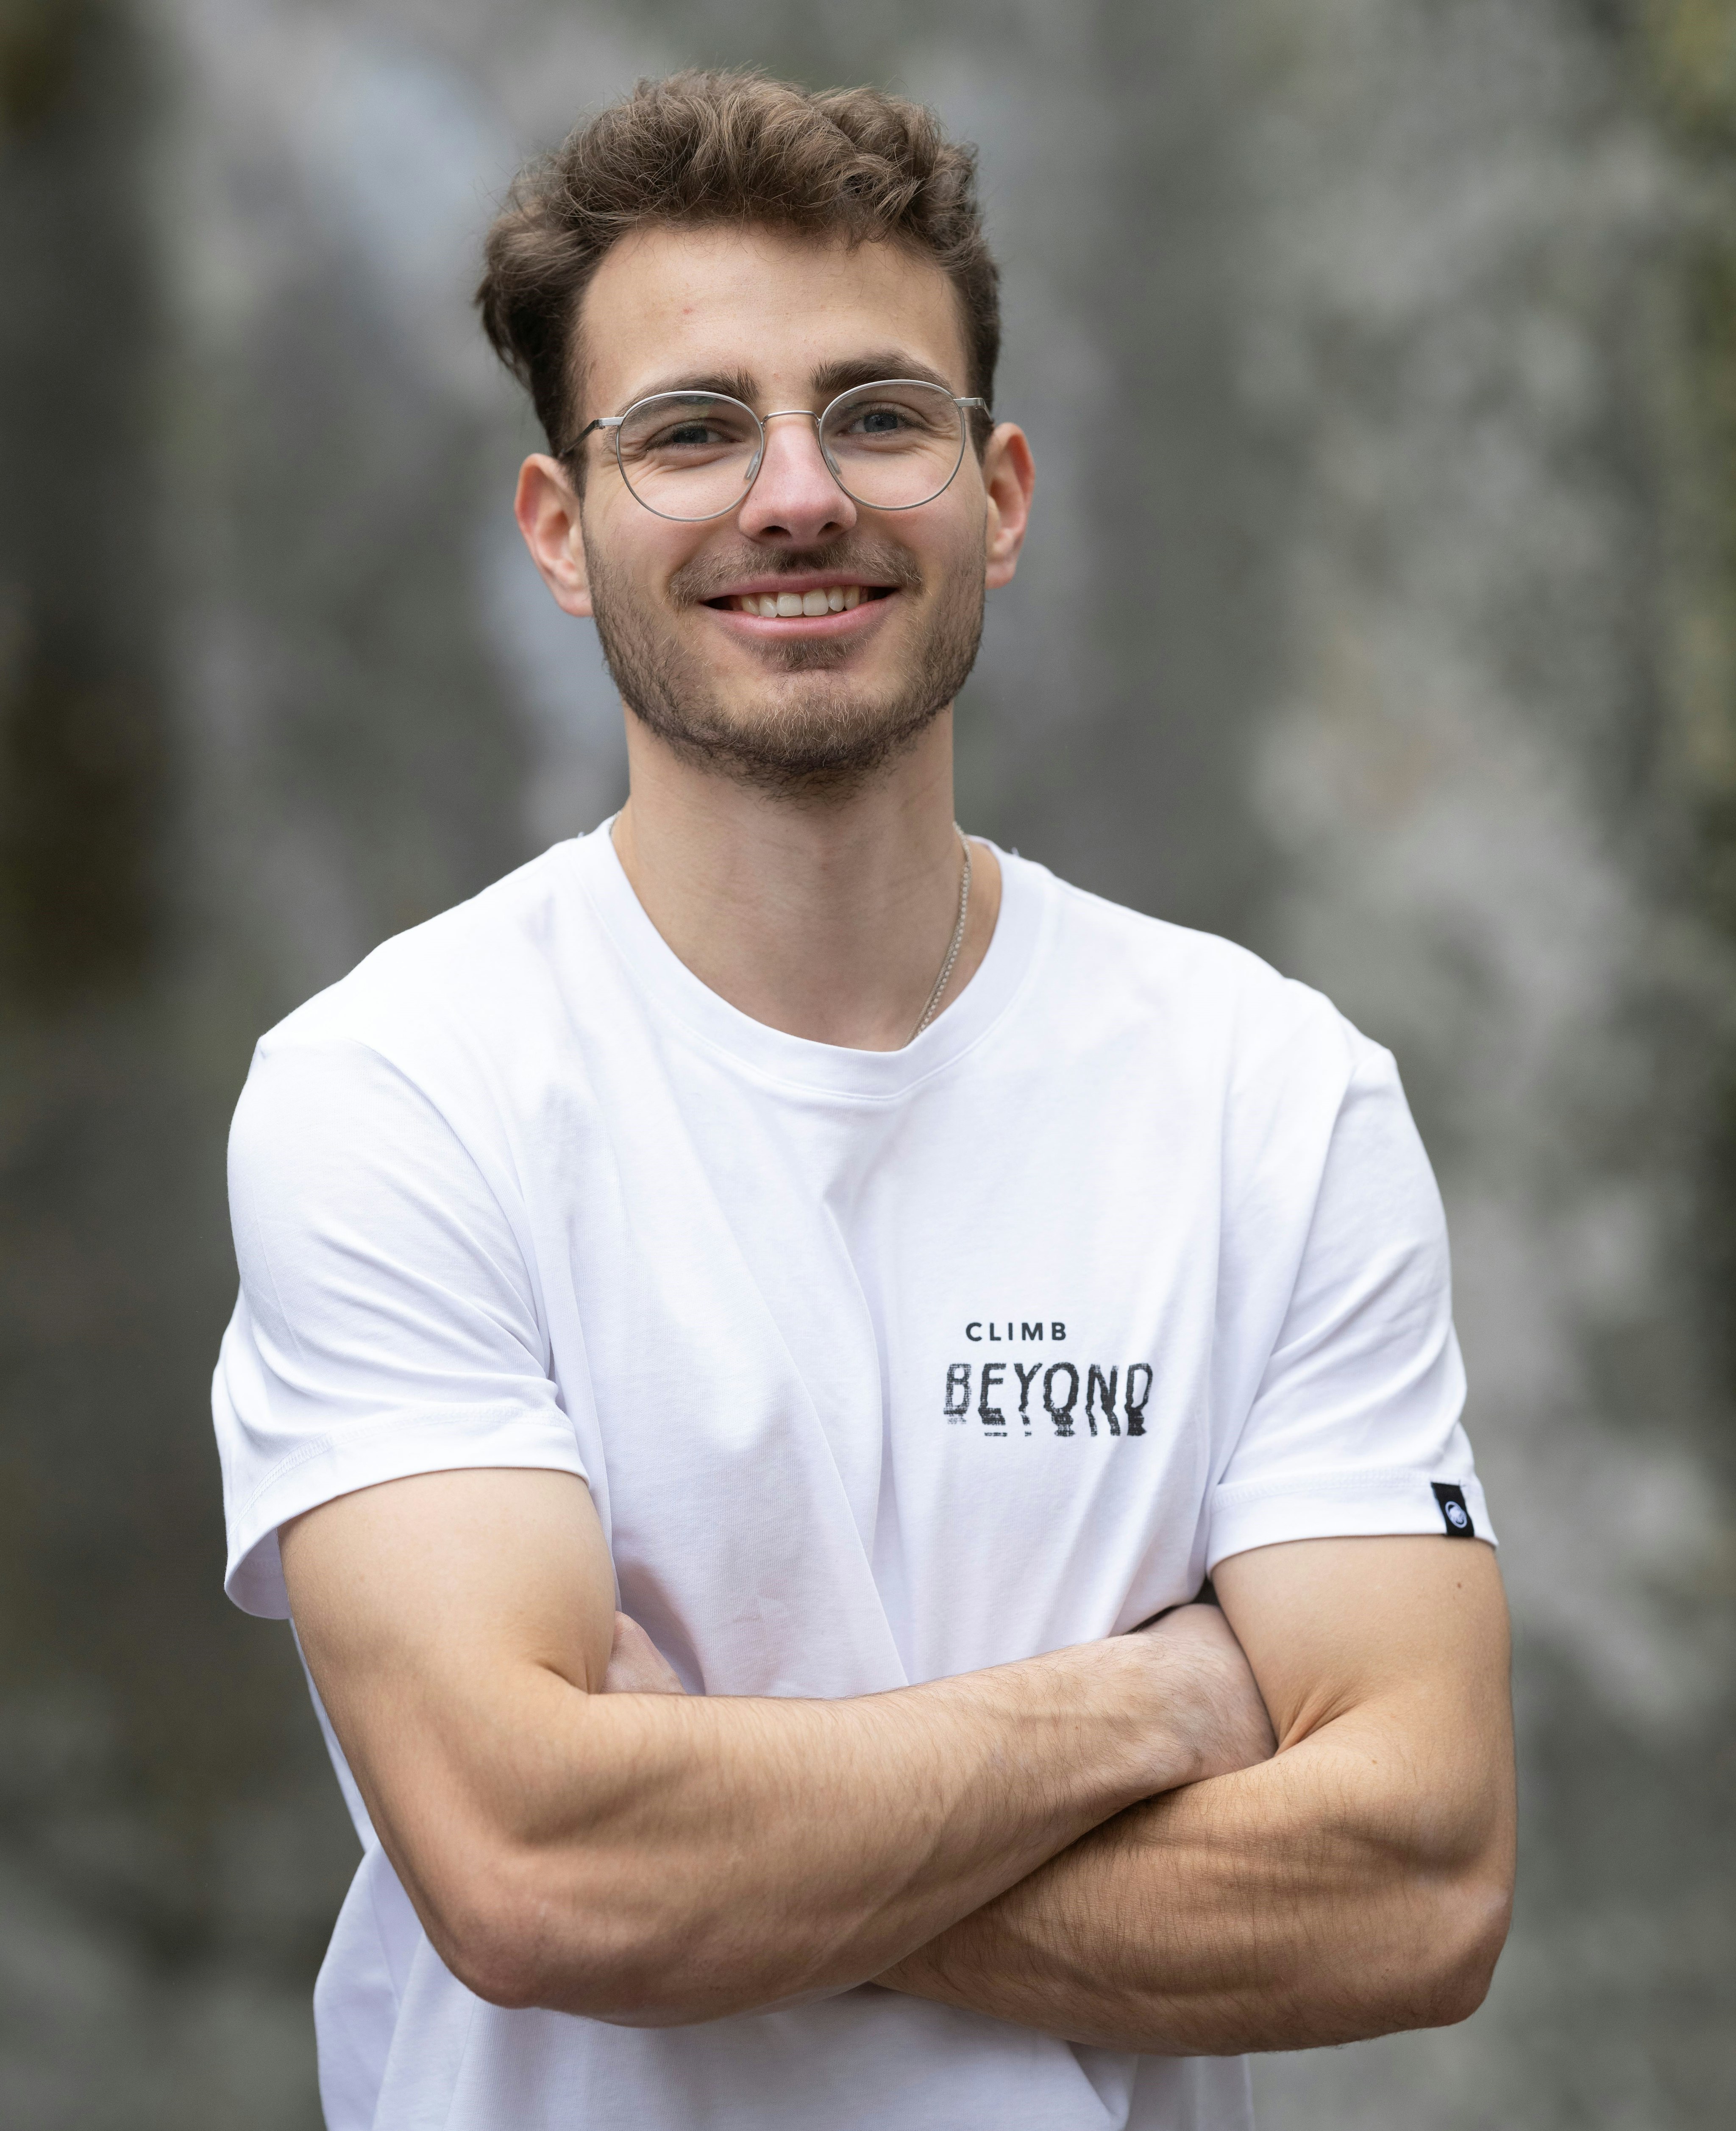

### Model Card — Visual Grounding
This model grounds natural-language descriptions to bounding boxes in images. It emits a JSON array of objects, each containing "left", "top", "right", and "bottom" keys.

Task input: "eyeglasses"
[{"left": 566, "top": 378, "right": 991, "bottom": 522}]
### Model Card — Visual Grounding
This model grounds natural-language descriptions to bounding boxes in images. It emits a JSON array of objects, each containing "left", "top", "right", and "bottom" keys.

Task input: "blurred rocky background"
[{"left": 3, "top": 0, "right": 1734, "bottom": 2123}]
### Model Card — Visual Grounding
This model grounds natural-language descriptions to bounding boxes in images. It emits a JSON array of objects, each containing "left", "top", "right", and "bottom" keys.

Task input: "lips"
[{"left": 685, "top": 550, "right": 912, "bottom": 634}]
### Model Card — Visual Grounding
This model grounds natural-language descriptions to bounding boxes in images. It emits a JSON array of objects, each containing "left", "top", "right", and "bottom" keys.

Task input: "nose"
[{"left": 737, "top": 411, "right": 856, "bottom": 545}]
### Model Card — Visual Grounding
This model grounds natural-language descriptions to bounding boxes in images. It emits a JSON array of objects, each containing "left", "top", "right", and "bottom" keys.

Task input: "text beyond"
[{"left": 944, "top": 1360, "right": 1152, "bottom": 1437}]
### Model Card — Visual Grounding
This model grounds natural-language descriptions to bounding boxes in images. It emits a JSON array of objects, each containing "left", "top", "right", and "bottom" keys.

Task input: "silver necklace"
[{"left": 908, "top": 827, "right": 972, "bottom": 1044}]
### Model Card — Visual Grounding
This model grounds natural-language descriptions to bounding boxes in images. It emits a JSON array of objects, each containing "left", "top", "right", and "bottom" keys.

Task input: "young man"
[{"left": 212, "top": 71, "right": 1513, "bottom": 2131}]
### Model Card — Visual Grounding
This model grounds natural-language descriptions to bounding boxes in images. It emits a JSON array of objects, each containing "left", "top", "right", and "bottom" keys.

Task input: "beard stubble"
[{"left": 586, "top": 532, "right": 987, "bottom": 799}]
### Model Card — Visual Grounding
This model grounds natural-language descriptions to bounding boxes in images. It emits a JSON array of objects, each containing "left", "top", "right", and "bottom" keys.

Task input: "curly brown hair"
[{"left": 476, "top": 70, "right": 1000, "bottom": 460}]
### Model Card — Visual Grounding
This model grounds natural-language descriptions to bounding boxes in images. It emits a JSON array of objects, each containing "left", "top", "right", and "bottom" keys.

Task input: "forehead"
[{"left": 576, "top": 222, "right": 971, "bottom": 409}]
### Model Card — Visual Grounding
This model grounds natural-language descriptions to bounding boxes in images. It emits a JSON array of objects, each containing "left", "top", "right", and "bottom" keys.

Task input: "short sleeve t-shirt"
[{"left": 212, "top": 825, "right": 1491, "bottom": 2131}]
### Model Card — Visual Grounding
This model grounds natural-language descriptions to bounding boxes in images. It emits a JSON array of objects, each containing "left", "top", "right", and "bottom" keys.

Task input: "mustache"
[{"left": 668, "top": 538, "right": 925, "bottom": 609}]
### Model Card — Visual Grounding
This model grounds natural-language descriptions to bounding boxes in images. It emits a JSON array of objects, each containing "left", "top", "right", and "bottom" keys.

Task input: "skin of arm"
[
  {"left": 873, "top": 1533, "right": 1516, "bottom": 2053},
  {"left": 280, "top": 1467, "right": 1274, "bottom": 2027}
]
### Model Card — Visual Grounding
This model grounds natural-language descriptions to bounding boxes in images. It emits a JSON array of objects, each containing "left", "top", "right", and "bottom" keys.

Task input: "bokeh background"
[{"left": 4, "top": 0, "right": 1736, "bottom": 2123}]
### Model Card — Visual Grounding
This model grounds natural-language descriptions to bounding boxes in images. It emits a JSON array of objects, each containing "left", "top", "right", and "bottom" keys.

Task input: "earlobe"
[
  {"left": 982, "top": 424, "right": 1035, "bottom": 593},
  {"left": 515, "top": 454, "right": 595, "bottom": 619}
]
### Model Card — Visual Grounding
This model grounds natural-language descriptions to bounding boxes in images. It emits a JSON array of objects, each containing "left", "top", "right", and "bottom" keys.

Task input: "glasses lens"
[
  {"left": 613, "top": 393, "right": 761, "bottom": 520},
  {"left": 821, "top": 381, "right": 966, "bottom": 510}
]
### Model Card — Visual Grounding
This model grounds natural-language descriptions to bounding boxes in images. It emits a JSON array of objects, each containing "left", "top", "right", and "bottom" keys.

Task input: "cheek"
[
  {"left": 586, "top": 508, "right": 706, "bottom": 599},
  {"left": 920, "top": 496, "right": 991, "bottom": 593},
  {"left": 927, "top": 467, "right": 990, "bottom": 547}
]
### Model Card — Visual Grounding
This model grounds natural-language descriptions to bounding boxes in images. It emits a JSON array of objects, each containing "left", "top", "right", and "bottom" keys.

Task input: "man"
[{"left": 212, "top": 70, "right": 1513, "bottom": 2131}]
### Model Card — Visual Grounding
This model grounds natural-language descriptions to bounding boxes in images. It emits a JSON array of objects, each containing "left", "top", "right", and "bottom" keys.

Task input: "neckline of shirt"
[{"left": 567, "top": 819, "right": 1049, "bottom": 1100}]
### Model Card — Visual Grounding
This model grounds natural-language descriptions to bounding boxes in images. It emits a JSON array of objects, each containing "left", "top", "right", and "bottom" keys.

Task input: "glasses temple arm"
[{"left": 562, "top": 416, "right": 623, "bottom": 457}]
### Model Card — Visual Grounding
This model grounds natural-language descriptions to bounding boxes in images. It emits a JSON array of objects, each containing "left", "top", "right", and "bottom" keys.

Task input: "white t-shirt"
[{"left": 213, "top": 825, "right": 1491, "bottom": 2131}]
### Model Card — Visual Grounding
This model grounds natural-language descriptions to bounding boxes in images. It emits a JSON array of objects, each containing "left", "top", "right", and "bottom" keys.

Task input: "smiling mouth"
[{"left": 708, "top": 584, "right": 895, "bottom": 618}]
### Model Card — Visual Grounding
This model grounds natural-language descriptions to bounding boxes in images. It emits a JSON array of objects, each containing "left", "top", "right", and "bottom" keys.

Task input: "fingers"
[{"left": 601, "top": 1612, "right": 688, "bottom": 1696}]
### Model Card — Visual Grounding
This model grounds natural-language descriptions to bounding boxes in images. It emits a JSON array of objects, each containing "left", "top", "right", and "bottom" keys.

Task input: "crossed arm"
[{"left": 282, "top": 1467, "right": 1513, "bottom": 2048}]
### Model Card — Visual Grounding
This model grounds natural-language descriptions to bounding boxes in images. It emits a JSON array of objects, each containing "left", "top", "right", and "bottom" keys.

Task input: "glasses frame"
[{"left": 565, "top": 379, "right": 993, "bottom": 522}]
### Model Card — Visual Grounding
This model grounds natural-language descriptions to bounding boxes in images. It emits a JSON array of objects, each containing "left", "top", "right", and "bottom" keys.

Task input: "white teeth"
[{"left": 732, "top": 585, "right": 873, "bottom": 616}]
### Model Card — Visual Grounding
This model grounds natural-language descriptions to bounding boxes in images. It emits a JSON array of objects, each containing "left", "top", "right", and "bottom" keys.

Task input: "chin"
[{"left": 636, "top": 690, "right": 948, "bottom": 798}]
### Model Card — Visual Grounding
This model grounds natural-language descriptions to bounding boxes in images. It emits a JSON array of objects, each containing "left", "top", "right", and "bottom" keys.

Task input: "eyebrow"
[
  {"left": 610, "top": 367, "right": 758, "bottom": 409},
  {"left": 808, "top": 352, "right": 961, "bottom": 401},
  {"left": 608, "top": 350, "right": 964, "bottom": 414}
]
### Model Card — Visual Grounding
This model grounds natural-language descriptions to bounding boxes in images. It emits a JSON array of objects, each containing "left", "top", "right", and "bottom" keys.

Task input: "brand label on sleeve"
[{"left": 1431, "top": 1482, "right": 1475, "bottom": 1538}]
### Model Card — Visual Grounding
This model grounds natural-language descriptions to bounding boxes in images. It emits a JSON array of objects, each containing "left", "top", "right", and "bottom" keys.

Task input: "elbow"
[
  {"left": 424, "top": 1853, "right": 655, "bottom": 2017},
  {"left": 1243, "top": 1854, "right": 1513, "bottom": 2052},
  {"left": 1414, "top": 1867, "right": 1513, "bottom": 2028},
  {"left": 433, "top": 1881, "right": 562, "bottom": 2012},
  {"left": 442, "top": 1905, "right": 675, "bottom": 2020},
  {"left": 448, "top": 1939, "right": 545, "bottom": 2014},
  {"left": 1353, "top": 1761, "right": 1517, "bottom": 2040},
  {"left": 427, "top": 1854, "right": 743, "bottom": 2024},
  {"left": 1363, "top": 1862, "right": 1513, "bottom": 2038}
]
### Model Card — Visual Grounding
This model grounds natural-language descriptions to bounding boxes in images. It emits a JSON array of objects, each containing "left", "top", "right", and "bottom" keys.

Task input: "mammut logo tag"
[{"left": 1431, "top": 1483, "right": 1475, "bottom": 1538}]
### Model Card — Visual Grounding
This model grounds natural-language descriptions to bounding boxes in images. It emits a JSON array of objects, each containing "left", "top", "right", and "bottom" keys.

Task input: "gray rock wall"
[{"left": 1, "top": 1, "right": 1730, "bottom": 2123}]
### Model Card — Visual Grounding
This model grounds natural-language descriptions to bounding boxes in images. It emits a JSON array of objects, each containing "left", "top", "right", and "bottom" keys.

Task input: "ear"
[
  {"left": 981, "top": 423, "right": 1035, "bottom": 590},
  {"left": 515, "top": 454, "right": 594, "bottom": 618}
]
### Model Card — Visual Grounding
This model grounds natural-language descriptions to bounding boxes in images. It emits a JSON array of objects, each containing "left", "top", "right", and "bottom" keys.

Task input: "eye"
[
  {"left": 651, "top": 419, "right": 731, "bottom": 450},
  {"left": 827, "top": 389, "right": 954, "bottom": 446},
  {"left": 839, "top": 403, "right": 919, "bottom": 439},
  {"left": 618, "top": 396, "right": 760, "bottom": 460}
]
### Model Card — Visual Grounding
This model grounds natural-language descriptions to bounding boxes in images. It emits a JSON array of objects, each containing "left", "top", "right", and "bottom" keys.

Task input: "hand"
[
  {"left": 1139, "top": 1601, "right": 1276, "bottom": 1784},
  {"left": 602, "top": 1611, "right": 688, "bottom": 1695}
]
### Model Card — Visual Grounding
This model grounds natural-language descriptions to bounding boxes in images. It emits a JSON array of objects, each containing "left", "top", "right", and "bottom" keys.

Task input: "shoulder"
[
  {"left": 1022, "top": 856, "right": 1374, "bottom": 1095},
  {"left": 232, "top": 838, "right": 604, "bottom": 1168},
  {"left": 254, "top": 837, "right": 598, "bottom": 1074}
]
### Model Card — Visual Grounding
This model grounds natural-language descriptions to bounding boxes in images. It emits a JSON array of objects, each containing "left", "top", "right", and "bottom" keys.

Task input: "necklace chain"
[{"left": 908, "top": 827, "right": 972, "bottom": 1045}]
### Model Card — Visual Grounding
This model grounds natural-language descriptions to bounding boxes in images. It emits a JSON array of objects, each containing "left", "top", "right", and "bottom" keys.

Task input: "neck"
[{"left": 610, "top": 710, "right": 1002, "bottom": 1051}]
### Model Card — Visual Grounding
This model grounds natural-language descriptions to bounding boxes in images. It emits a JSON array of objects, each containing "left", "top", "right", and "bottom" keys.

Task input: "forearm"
[
  {"left": 345, "top": 1633, "right": 1207, "bottom": 2026},
  {"left": 286, "top": 1473, "right": 1263, "bottom": 2030},
  {"left": 877, "top": 1704, "right": 1516, "bottom": 2052}
]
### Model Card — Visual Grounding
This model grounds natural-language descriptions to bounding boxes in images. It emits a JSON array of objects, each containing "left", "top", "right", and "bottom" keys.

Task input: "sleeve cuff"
[
  {"left": 1206, "top": 1468, "right": 1495, "bottom": 1574},
  {"left": 223, "top": 1406, "right": 589, "bottom": 1618}
]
